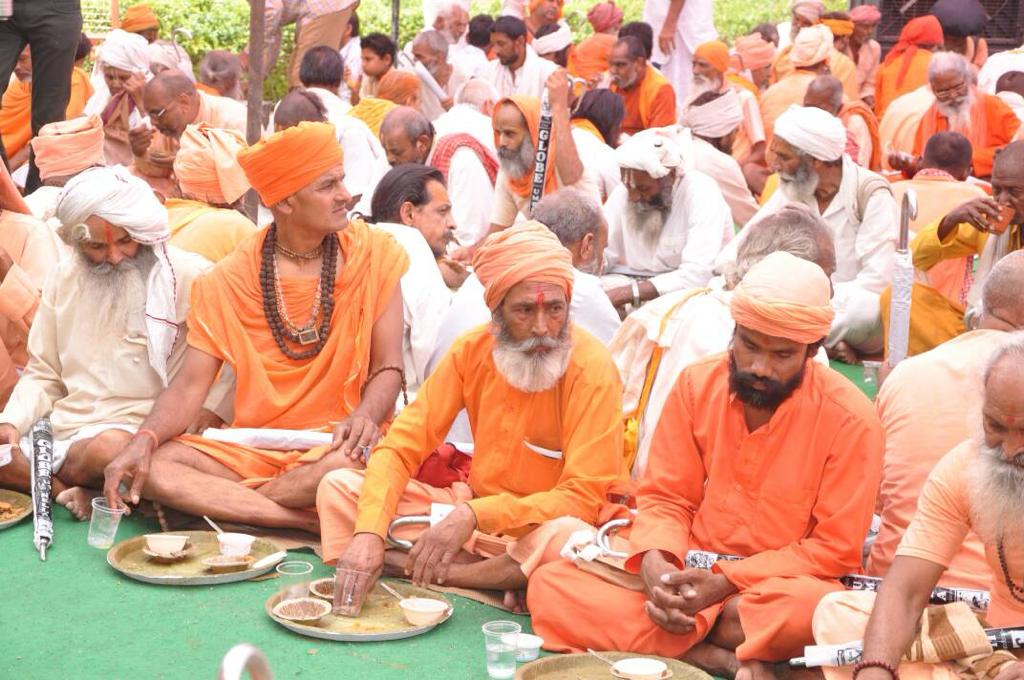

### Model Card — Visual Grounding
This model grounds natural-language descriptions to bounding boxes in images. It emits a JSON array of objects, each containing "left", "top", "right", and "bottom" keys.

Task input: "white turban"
[
  {"left": 533, "top": 22, "right": 573, "bottom": 56},
  {"left": 791, "top": 0, "right": 825, "bottom": 22},
  {"left": 615, "top": 125, "right": 687, "bottom": 179},
  {"left": 790, "top": 24, "right": 832, "bottom": 68},
  {"left": 146, "top": 40, "right": 195, "bottom": 81},
  {"left": 98, "top": 29, "right": 152, "bottom": 74},
  {"left": 773, "top": 105, "right": 847, "bottom": 162},
  {"left": 56, "top": 166, "right": 179, "bottom": 385},
  {"left": 680, "top": 89, "right": 743, "bottom": 139}
]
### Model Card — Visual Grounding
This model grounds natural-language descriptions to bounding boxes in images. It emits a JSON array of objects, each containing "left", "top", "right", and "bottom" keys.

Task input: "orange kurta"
[
  {"left": 912, "top": 92, "right": 1021, "bottom": 178},
  {"left": 529, "top": 353, "right": 884, "bottom": 661},
  {"left": 0, "top": 67, "right": 92, "bottom": 158},
  {"left": 612, "top": 65, "right": 676, "bottom": 136},
  {"left": 166, "top": 198, "right": 258, "bottom": 263},
  {"left": 316, "top": 324, "right": 626, "bottom": 561},
  {"left": 570, "top": 33, "right": 616, "bottom": 82},
  {"left": 760, "top": 70, "right": 818, "bottom": 147},
  {"left": 178, "top": 220, "right": 408, "bottom": 482},
  {"left": 868, "top": 329, "right": 1004, "bottom": 589},
  {"left": 875, "top": 49, "right": 933, "bottom": 117},
  {"left": 771, "top": 47, "right": 860, "bottom": 101}
]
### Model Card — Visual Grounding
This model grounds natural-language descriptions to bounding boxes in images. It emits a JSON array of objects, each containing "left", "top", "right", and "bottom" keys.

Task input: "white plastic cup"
[
  {"left": 482, "top": 620, "right": 521, "bottom": 679},
  {"left": 217, "top": 532, "right": 255, "bottom": 556},
  {"left": 87, "top": 497, "right": 125, "bottom": 549}
]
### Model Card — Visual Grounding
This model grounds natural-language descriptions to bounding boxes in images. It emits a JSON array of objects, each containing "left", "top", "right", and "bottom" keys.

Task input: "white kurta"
[
  {"left": 481, "top": 47, "right": 558, "bottom": 100},
  {"left": 339, "top": 37, "right": 362, "bottom": 104},
  {"left": 23, "top": 185, "right": 63, "bottom": 223},
  {"left": 997, "top": 91, "right": 1024, "bottom": 126},
  {"left": 418, "top": 66, "right": 471, "bottom": 122},
  {"left": 449, "top": 43, "right": 490, "bottom": 78},
  {"left": 603, "top": 169, "right": 733, "bottom": 295},
  {"left": 370, "top": 222, "right": 453, "bottom": 392},
  {"left": 433, "top": 104, "right": 496, "bottom": 152},
  {"left": 978, "top": 45, "right": 1024, "bottom": 94},
  {"left": 570, "top": 127, "right": 622, "bottom": 203},
  {"left": 429, "top": 143, "right": 496, "bottom": 247},
  {"left": 642, "top": 0, "right": 716, "bottom": 107},
  {"left": 717, "top": 155, "right": 897, "bottom": 352},
  {"left": 689, "top": 136, "right": 759, "bottom": 227}
]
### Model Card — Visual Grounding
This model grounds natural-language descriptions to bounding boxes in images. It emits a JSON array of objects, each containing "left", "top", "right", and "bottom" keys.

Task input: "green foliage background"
[{"left": 84, "top": 0, "right": 843, "bottom": 100}]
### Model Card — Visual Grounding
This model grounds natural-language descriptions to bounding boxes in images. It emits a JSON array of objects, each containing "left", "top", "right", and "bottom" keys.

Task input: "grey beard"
[
  {"left": 968, "top": 440, "right": 1024, "bottom": 545},
  {"left": 690, "top": 75, "right": 721, "bottom": 99},
  {"left": 779, "top": 158, "right": 820, "bottom": 204},
  {"left": 624, "top": 180, "right": 674, "bottom": 247},
  {"left": 75, "top": 245, "right": 156, "bottom": 334},
  {"left": 497, "top": 135, "right": 535, "bottom": 179},
  {"left": 490, "top": 314, "right": 572, "bottom": 393},
  {"left": 937, "top": 95, "right": 973, "bottom": 134}
]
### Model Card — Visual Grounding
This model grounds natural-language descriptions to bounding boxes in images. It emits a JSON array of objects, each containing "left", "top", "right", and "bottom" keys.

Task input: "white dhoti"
[
  {"left": 642, "top": 0, "right": 716, "bottom": 108},
  {"left": 18, "top": 423, "right": 136, "bottom": 474}
]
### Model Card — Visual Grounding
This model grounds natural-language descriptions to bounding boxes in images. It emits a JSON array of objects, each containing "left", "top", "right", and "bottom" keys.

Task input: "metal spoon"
[{"left": 204, "top": 515, "right": 225, "bottom": 535}]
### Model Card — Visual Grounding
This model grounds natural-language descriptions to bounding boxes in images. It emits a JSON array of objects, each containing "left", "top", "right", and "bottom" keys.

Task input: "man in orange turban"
[
  {"left": 166, "top": 124, "right": 257, "bottom": 263},
  {"left": 733, "top": 32, "right": 776, "bottom": 94},
  {"left": 25, "top": 115, "right": 105, "bottom": 221},
  {"left": 318, "top": 219, "right": 627, "bottom": 612},
  {"left": 875, "top": 15, "right": 944, "bottom": 116},
  {"left": 529, "top": 251, "right": 884, "bottom": 679},
  {"left": 376, "top": 69, "right": 423, "bottom": 110},
  {"left": 771, "top": 22, "right": 860, "bottom": 103},
  {"left": 121, "top": 3, "right": 160, "bottom": 43},
  {"left": 102, "top": 121, "right": 410, "bottom": 535}
]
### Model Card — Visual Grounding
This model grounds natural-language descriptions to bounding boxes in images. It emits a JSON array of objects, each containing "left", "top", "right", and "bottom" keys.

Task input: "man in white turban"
[
  {"left": 0, "top": 166, "right": 223, "bottom": 520},
  {"left": 533, "top": 23, "right": 574, "bottom": 67},
  {"left": 717, "top": 105, "right": 898, "bottom": 362},
  {"left": 761, "top": 25, "right": 835, "bottom": 142},
  {"left": 601, "top": 125, "right": 733, "bottom": 313}
]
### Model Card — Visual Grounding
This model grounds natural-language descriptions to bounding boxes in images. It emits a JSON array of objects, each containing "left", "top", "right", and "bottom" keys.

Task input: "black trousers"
[{"left": 0, "top": 0, "right": 82, "bottom": 192}]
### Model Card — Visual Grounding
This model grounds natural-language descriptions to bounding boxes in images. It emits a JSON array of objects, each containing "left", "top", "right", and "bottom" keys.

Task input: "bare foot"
[
  {"left": 503, "top": 589, "right": 528, "bottom": 614},
  {"left": 683, "top": 642, "right": 741, "bottom": 678},
  {"left": 736, "top": 660, "right": 778, "bottom": 680},
  {"left": 827, "top": 341, "right": 859, "bottom": 365},
  {"left": 55, "top": 486, "right": 101, "bottom": 520}
]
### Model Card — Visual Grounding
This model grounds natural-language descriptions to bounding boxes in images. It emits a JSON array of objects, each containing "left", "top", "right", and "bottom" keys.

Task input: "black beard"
[{"left": 728, "top": 352, "right": 805, "bottom": 410}]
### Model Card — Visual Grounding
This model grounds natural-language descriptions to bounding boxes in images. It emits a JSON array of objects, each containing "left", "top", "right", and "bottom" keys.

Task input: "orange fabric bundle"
[
  {"left": 734, "top": 33, "right": 776, "bottom": 71},
  {"left": 174, "top": 123, "right": 251, "bottom": 205},
  {"left": 347, "top": 97, "right": 397, "bottom": 136},
  {"left": 121, "top": 3, "right": 159, "bottom": 33},
  {"left": 570, "top": 33, "right": 616, "bottom": 81},
  {"left": 377, "top": 70, "right": 421, "bottom": 107},
  {"left": 730, "top": 251, "right": 834, "bottom": 343},
  {"left": 884, "top": 16, "right": 944, "bottom": 88},
  {"left": 0, "top": 79, "right": 32, "bottom": 158},
  {"left": 823, "top": 18, "right": 854, "bottom": 37},
  {"left": 694, "top": 41, "right": 729, "bottom": 74},
  {"left": 236, "top": 121, "right": 342, "bottom": 207},
  {"left": 492, "top": 95, "right": 561, "bottom": 198},
  {"left": 471, "top": 220, "right": 574, "bottom": 310},
  {"left": 30, "top": 115, "right": 105, "bottom": 181}
]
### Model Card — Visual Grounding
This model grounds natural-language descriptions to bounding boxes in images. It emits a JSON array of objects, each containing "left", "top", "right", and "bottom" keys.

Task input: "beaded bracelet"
[{"left": 853, "top": 660, "right": 900, "bottom": 680}]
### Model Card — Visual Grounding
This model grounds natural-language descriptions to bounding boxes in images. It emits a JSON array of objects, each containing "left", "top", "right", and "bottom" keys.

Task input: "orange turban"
[
  {"left": 472, "top": 220, "right": 574, "bottom": 311},
  {"left": 823, "top": 18, "right": 855, "bottom": 37},
  {"left": 883, "top": 16, "right": 944, "bottom": 87},
  {"left": 30, "top": 115, "right": 105, "bottom": 181},
  {"left": 492, "top": 96, "right": 560, "bottom": 199},
  {"left": 730, "top": 251, "right": 834, "bottom": 344},
  {"left": 348, "top": 97, "right": 397, "bottom": 136},
  {"left": 528, "top": 0, "right": 564, "bottom": 18},
  {"left": 377, "top": 70, "right": 421, "bottom": 107},
  {"left": 174, "top": 124, "right": 251, "bottom": 206},
  {"left": 121, "top": 3, "right": 159, "bottom": 33},
  {"left": 236, "top": 121, "right": 342, "bottom": 207},
  {"left": 694, "top": 41, "right": 730, "bottom": 74},
  {"left": 791, "top": 24, "right": 833, "bottom": 68},
  {"left": 734, "top": 34, "right": 776, "bottom": 71}
]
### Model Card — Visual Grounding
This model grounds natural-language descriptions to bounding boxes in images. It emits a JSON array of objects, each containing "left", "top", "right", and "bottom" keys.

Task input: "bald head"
[
  {"left": 146, "top": 69, "right": 196, "bottom": 99},
  {"left": 803, "top": 75, "right": 843, "bottom": 116},
  {"left": 455, "top": 78, "right": 498, "bottom": 115},
  {"left": 142, "top": 69, "right": 199, "bottom": 137},
  {"left": 979, "top": 250, "right": 1024, "bottom": 331},
  {"left": 274, "top": 89, "right": 327, "bottom": 130},
  {"left": 380, "top": 106, "right": 434, "bottom": 166}
]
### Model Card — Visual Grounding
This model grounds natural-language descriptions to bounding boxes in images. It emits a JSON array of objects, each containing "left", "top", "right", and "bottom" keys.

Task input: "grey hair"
[
  {"left": 437, "top": 3, "right": 467, "bottom": 19},
  {"left": 729, "top": 203, "right": 836, "bottom": 287},
  {"left": 198, "top": 50, "right": 242, "bottom": 84},
  {"left": 981, "top": 250, "right": 1024, "bottom": 319},
  {"left": 56, "top": 221, "right": 91, "bottom": 245},
  {"left": 983, "top": 331, "right": 1024, "bottom": 386},
  {"left": 532, "top": 188, "right": 605, "bottom": 247},
  {"left": 413, "top": 30, "right": 450, "bottom": 59},
  {"left": 929, "top": 50, "right": 974, "bottom": 84},
  {"left": 454, "top": 78, "right": 498, "bottom": 110}
]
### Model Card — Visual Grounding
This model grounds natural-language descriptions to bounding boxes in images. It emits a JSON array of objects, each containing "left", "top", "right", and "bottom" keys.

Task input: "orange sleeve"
[
  {"left": 715, "top": 409, "right": 884, "bottom": 589},
  {"left": 0, "top": 263, "right": 38, "bottom": 331},
  {"left": 623, "top": 371, "right": 704, "bottom": 573},
  {"left": 647, "top": 85, "right": 677, "bottom": 129},
  {"left": 972, "top": 97, "right": 1022, "bottom": 177},
  {"left": 185, "top": 271, "right": 229, "bottom": 362}
]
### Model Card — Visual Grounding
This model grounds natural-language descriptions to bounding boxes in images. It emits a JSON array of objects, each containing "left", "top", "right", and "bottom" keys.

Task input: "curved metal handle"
[
  {"left": 386, "top": 515, "right": 432, "bottom": 551},
  {"left": 218, "top": 643, "right": 273, "bottom": 680},
  {"left": 595, "top": 518, "right": 632, "bottom": 559}
]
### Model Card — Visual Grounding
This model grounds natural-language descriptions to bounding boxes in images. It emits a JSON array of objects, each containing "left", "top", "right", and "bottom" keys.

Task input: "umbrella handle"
[
  {"left": 218, "top": 643, "right": 273, "bottom": 680},
  {"left": 595, "top": 518, "right": 632, "bottom": 559},
  {"left": 529, "top": 90, "right": 553, "bottom": 212},
  {"left": 386, "top": 515, "right": 432, "bottom": 551}
]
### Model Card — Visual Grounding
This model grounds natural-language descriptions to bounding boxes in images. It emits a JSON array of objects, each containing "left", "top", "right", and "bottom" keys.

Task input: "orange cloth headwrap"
[
  {"left": 377, "top": 70, "right": 421, "bottom": 107},
  {"left": 121, "top": 4, "right": 159, "bottom": 33},
  {"left": 823, "top": 18, "right": 855, "bottom": 37},
  {"left": 174, "top": 124, "right": 251, "bottom": 206},
  {"left": 734, "top": 33, "right": 776, "bottom": 71},
  {"left": 884, "top": 16, "right": 944, "bottom": 88},
  {"left": 236, "top": 121, "right": 342, "bottom": 207},
  {"left": 30, "top": 115, "right": 105, "bottom": 181},
  {"left": 492, "top": 95, "right": 561, "bottom": 199},
  {"left": 730, "top": 251, "right": 834, "bottom": 344},
  {"left": 570, "top": 33, "right": 616, "bottom": 81},
  {"left": 348, "top": 97, "right": 397, "bottom": 136},
  {"left": 694, "top": 41, "right": 730, "bottom": 74},
  {"left": 528, "top": 0, "right": 564, "bottom": 18},
  {"left": 472, "top": 220, "right": 575, "bottom": 311}
]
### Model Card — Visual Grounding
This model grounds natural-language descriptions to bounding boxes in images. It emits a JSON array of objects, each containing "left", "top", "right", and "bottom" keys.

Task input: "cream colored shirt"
[
  {"left": 490, "top": 165, "right": 601, "bottom": 227},
  {"left": 482, "top": 47, "right": 557, "bottom": 100}
]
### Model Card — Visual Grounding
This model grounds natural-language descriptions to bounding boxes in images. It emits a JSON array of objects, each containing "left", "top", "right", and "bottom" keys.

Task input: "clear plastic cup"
[
  {"left": 87, "top": 497, "right": 126, "bottom": 549},
  {"left": 275, "top": 560, "right": 313, "bottom": 600},
  {"left": 482, "top": 620, "right": 521, "bottom": 679},
  {"left": 333, "top": 567, "right": 374, "bottom": 617}
]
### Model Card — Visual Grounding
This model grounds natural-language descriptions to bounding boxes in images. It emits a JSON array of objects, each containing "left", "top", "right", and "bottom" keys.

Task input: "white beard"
[
  {"left": 779, "top": 159, "right": 820, "bottom": 205},
  {"left": 497, "top": 135, "right": 534, "bottom": 179},
  {"left": 690, "top": 75, "right": 722, "bottom": 100},
  {"left": 624, "top": 202, "right": 668, "bottom": 248},
  {"left": 75, "top": 246, "right": 154, "bottom": 335},
  {"left": 491, "top": 325, "right": 573, "bottom": 393},
  {"left": 937, "top": 93, "right": 974, "bottom": 135},
  {"left": 967, "top": 440, "right": 1024, "bottom": 545}
]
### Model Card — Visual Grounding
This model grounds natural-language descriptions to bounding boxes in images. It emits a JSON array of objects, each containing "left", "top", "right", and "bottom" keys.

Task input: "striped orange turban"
[
  {"left": 823, "top": 18, "right": 855, "bottom": 37},
  {"left": 377, "top": 70, "right": 421, "bottom": 107},
  {"left": 734, "top": 34, "right": 776, "bottom": 71},
  {"left": 236, "top": 121, "right": 342, "bottom": 207},
  {"left": 730, "top": 251, "right": 834, "bottom": 344},
  {"left": 472, "top": 220, "right": 574, "bottom": 311},
  {"left": 694, "top": 41, "right": 730, "bottom": 74},
  {"left": 174, "top": 124, "right": 251, "bottom": 206},
  {"left": 122, "top": 4, "right": 159, "bottom": 33},
  {"left": 31, "top": 115, "right": 105, "bottom": 181}
]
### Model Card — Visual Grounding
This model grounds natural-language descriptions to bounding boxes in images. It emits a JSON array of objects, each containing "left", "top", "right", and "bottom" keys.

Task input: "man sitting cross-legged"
[
  {"left": 102, "top": 122, "right": 409, "bottom": 534},
  {"left": 0, "top": 166, "right": 215, "bottom": 518},
  {"left": 318, "top": 221, "right": 627, "bottom": 611},
  {"left": 529, "top": 251, "right": 884, "bottom": 679}
]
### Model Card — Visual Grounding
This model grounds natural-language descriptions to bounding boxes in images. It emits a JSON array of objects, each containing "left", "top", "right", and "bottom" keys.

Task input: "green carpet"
[
  {"left": 1, "top": 511, "right": 530, "bottom": 679},
  {"left": 829, "top": 360, "right": 878, "bottom": 400}
]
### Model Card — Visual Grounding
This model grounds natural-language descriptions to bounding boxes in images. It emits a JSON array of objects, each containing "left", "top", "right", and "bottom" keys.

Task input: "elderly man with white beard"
[
  {"left": 316, "top": 220, "right": 626, "bottom": 612},
  {"left": 601, "top": 125, "right": 733, "bottom": 314},
  {"left": 812, "top": 334, "right": 1024, "bottom": 680},
  {"left": 0, "top": 166, "right": 217, "bottom": 519},
  {"left": 720, "top": 105, "right": 897, "bottom": 363},
  {"left": 410, "top": 30, "right": 471, "bottom": 121}
]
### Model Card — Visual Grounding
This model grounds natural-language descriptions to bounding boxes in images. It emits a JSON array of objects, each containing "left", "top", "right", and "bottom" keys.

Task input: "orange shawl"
[
  {"left": 186, "top": 219, "right": 409, "bottom": 429},
  {"left": 570, "top": 33, "right": 616, "bottom": 82},
  {"left": 841, "top": 101, "right": 881, "bottom": 170},
  {"left": 493, "top": 95, "right": 560, "bottom": 198},
  {"left": 0, "top": 78, "right": 31, "bottom": 157},
  {"left": 914, "top": 91, "right": 1020, "bottom": 178}
]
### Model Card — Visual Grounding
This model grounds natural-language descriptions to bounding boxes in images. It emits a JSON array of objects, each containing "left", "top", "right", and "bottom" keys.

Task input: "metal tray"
[
  {"left": 516, "top": 652, "right": 711, "bottom": 680},
  {"left": 0, "top": 489, "right": 31, "bottom": 529},
  {"left": 107, "top": 530, "right": 284, "bottom": 585},
  {"left": 265, "top": 579, "right": 452, "bottom": 642}
]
